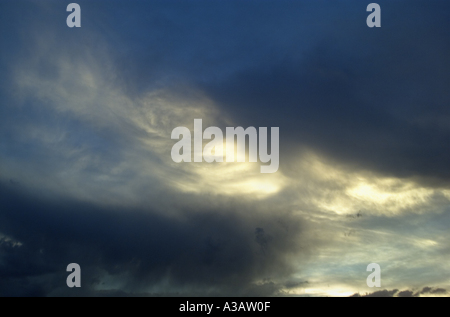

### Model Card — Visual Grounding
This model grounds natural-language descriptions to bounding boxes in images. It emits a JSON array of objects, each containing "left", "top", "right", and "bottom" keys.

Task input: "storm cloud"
[
  {"left": 0, "top": 180, "right": 309, "bottom": 296},
  {"left": 1, "top": 0, "right": 450, "bottom": 296}
]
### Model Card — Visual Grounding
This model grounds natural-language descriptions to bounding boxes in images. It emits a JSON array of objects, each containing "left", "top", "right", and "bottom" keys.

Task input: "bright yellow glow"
[
  {"left": 298, "top": 287, "right": 355, "bottom": 297},
  {"left": 171, "top": 160, "right": 287, "bottom": 199},
  {"left": 291, "top": 151, "right": 450, "bottom": 217},
  {"left": 412, "top": 238, "right": 438, "bottom": 248},
  {"left": 166, "top": 129, "right": 286, "bottom": 199},
  {"left": 346, "top": 179, "right": 435, "bottom": 214}
]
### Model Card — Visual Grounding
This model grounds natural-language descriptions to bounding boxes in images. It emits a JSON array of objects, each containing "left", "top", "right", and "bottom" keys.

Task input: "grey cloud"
[
  {"left": 414, "top": 286, "right": 448, "bottom": 296},
  {"left": 351, "top": 286, "right": 449, "bottom": 297},
  {"left": 197, "top": 1, "right": 450, "bottom": 186},
  {"left": 0, "top": 181, "right": 310, "bottom": 296},
  {"left": 397, "top": 290, "right": 414, "bottom": 297},
  {"left": 350, "top": 289, "right": 399, "bottom": 297}
]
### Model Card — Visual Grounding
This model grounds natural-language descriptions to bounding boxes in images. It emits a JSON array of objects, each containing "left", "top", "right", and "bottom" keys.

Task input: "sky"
[{"left": 1, "top": 0, "right": 450, "bottom": 297}]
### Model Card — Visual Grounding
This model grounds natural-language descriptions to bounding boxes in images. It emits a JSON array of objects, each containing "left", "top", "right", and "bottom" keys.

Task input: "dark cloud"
[
  {"left": 414, "top": 286, "right": 448, "bottom": 296},
  {"left": 351, "top": 286, "right": 449, "bottom": 297},
  {"left": 197, "top": 1, "right": 450, "bottom": 185},
  {"left": 350, "top": 289, "right": 399, "bottom": 297},
  {"left": 0, "top": 182, "right": 308, "bottom": 296},
  {"left": 397, "top": 290, "right": 414, "bottom": 297}
]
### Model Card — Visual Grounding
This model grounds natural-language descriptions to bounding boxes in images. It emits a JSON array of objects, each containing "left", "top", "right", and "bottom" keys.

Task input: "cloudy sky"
[{"left": 1, "top": 0, "right": 450, "bottom": 297}]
